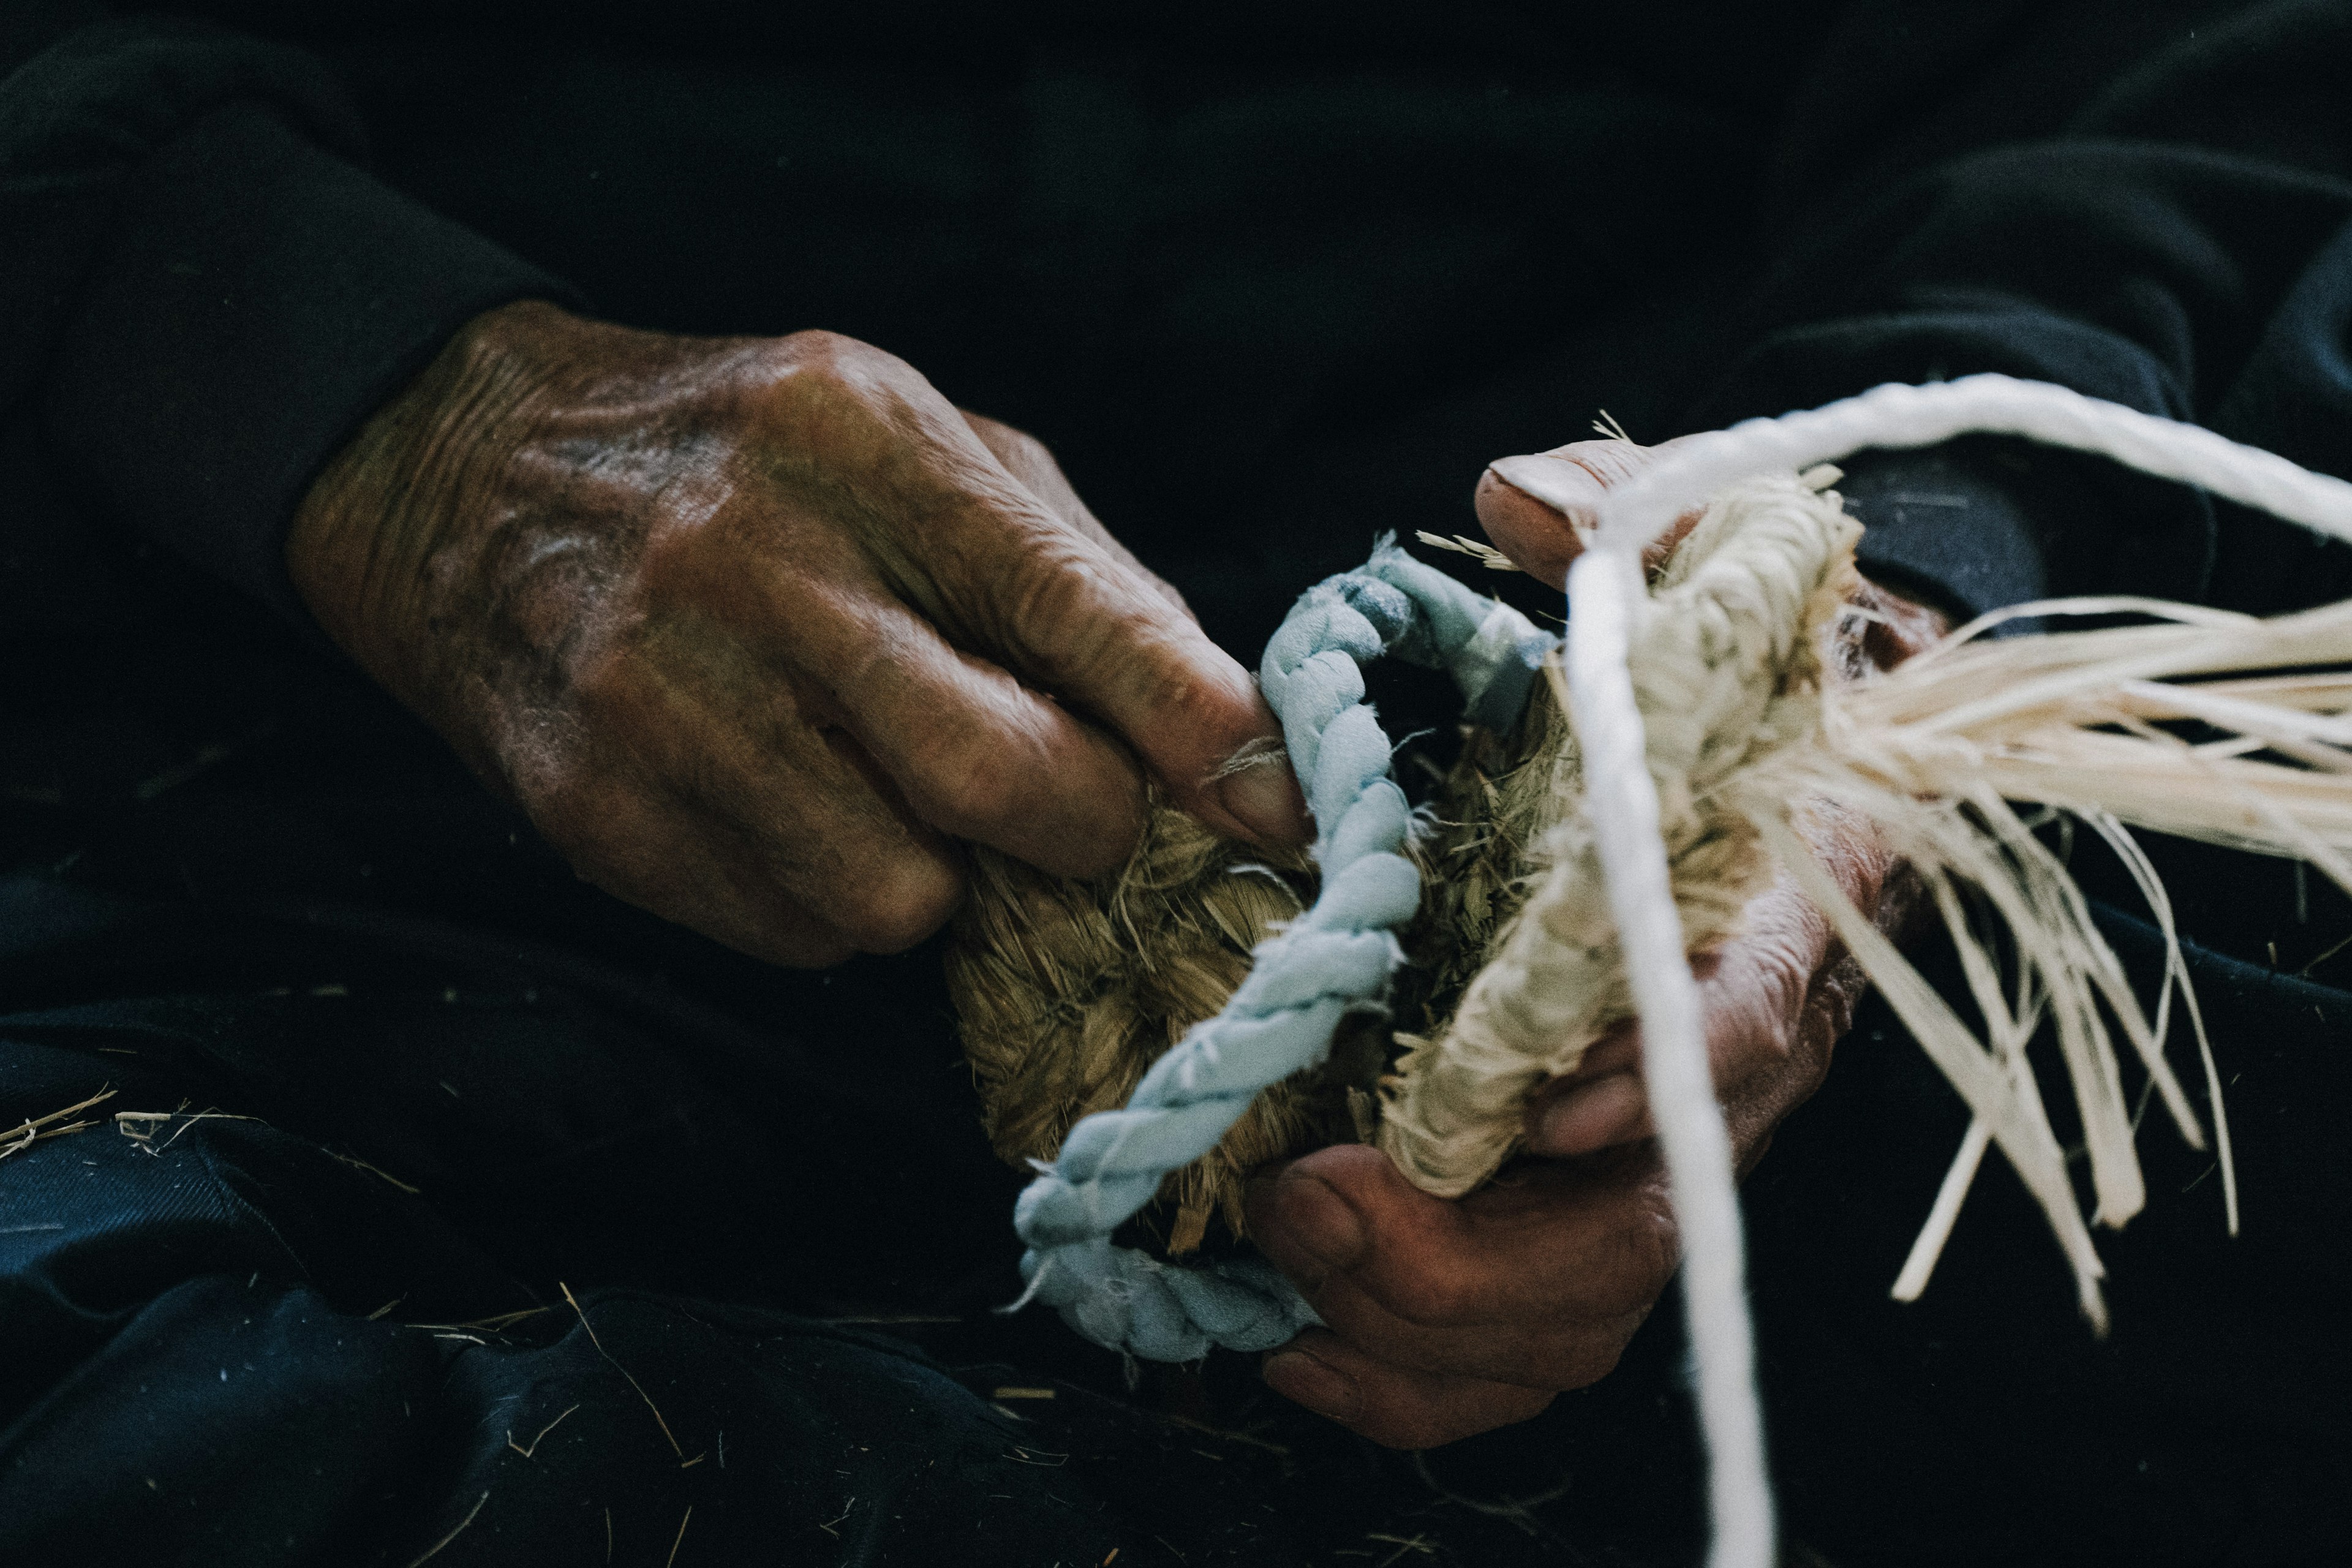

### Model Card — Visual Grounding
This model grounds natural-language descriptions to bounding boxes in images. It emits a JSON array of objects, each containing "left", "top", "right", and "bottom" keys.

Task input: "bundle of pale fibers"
[
  {"left": 946, "top": 375, "right": 2352, "bottom": 1568},
  {"left": 948, "top": 465, "right": 1865, "bottom": 1246},
  {"left": 1379, "top": 466, "right": 1861, "bottom": 1197},
  {"left": 948, "top": 806, "right": 1351, "bottom": 1255},
  {"left": 948, "top": 453, "right": 2352, "bottom": 1291}
]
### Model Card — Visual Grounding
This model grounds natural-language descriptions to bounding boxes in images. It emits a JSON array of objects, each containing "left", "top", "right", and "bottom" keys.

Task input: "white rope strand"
[
  {"left": 1570, "top": 374, "right": 2352, "bottom": 555},
  {"left": 1551, "top": 376, "right": 2352, "bottom": 1568},
  {"left": 1566, "top": 541, "right": 1776, "bottom": 1568}
]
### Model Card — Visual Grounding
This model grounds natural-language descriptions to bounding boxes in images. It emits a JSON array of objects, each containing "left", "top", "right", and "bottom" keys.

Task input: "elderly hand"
[
  {"left": 288, "top": 302, "right": 1308, "bottom": 967},
  {"left": 1246, "top": 436, "right": 1947, "bottom": 1449}
]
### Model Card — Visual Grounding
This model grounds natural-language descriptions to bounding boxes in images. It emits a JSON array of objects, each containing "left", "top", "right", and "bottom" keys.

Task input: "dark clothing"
[
  {"left": 4, "top": 3, "right": 2352, "bottom": 1564},
  {"left": 2, "top": 12, "right": 578, "bottom": 628}
]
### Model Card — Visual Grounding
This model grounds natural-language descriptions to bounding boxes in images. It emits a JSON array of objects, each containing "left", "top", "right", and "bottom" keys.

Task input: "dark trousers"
[{"left": 6, "top": 37, "right": 2350, "bottom": 1567}]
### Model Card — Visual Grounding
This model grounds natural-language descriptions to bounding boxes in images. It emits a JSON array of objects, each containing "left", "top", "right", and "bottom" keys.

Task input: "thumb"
[{"left": 1476, "top": 434, "right": 1708, "bottom": 589}]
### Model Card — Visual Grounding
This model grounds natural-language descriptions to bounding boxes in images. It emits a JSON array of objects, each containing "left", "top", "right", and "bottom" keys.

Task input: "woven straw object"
[
  {"left": 947, "top": 465, "right": 1864, "bottom": 1251},
  {"left": 951, "top": 377, "right": 2352, "bottom": 1568}
]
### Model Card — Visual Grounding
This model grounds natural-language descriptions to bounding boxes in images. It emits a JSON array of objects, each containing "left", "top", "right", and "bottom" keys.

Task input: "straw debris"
[{"left": 0, "top": 1087, "right": 116, "bottom": 1161}]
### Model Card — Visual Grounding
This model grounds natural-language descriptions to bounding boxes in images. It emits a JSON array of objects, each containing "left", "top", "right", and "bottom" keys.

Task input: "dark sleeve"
[
  {"left": 0, "top": 15, "right": 583, "bottom": 630},
  {"left": 1694, "top": 0, "right": 2352, "bottom": 620}
]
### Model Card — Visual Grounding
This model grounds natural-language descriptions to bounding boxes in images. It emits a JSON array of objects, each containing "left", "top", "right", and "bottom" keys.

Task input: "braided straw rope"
[
  {"left": 1378, "top": 466, "right": 1860, "bottom": 1196},
  {"left": 1562, "top": 375, "right": 2352, "bottom": 1568},
  {"left": 951, "top": 375, "right": 2352, "bottom": 1568}
]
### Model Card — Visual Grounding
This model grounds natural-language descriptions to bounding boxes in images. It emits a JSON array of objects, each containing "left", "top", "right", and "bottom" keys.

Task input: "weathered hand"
[
  {"left": 1246, "top": 436, "right": 1945, "bottom": 1449},
  {"left": 288, "top": 302, "right": 1308, "bottom": 967}
]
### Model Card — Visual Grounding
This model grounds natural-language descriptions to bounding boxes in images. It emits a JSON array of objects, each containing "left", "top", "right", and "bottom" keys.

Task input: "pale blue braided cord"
[{"left": 1009, "top": 540, "right": 1557, "bottom": 1362}]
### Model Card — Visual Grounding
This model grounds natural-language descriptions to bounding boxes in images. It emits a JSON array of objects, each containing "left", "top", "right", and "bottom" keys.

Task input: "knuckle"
[
  {"left": 774, "top": 327, "right": 873, "bottom": 380},
  {"left": 992, "top": 426, "right": 1058, "bottom": 486},
  {"left": 981, "top": 531, "right": 1218, "bottom": 715},
  {"left": 998, "top": 530, "right": 1109, "bottom": 616},
  {"left": 1541, "top": 1333, "right": 1633, "bottom": 1392},
  {"left": 745, "top": 330, "right": 907, "bottom": 428},
  {"left": 968, "top": 411, "right": 1046, "bottom": 461},
  {"left": 985, "top": 544, "right": 1127, "bottom": 674},
  {"left": 907, "top": 734, "right": 1028, "bottom": 839},
  {"left": 1595, "top": 1193, "right": 1681, "bottom": 1314},
  {"left": 1727, "top": 939, "right": 1814, "bottom": 1070},
  {"left": 832, "top": 853, "right": 964, "bottom": 953},
  {"left": 1805, "top": 956, "right": 1869, "bottom": 1059},
  {"left": 1379, "top": 1257, "right": 1476, "bottom": 1328}
]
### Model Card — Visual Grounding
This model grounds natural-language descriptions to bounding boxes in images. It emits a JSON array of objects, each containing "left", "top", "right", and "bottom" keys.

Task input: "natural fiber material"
[
  {"left": 987, "top": 547, "right": 1555, "bottom": 1362},
  {"left": 947, "top": 468, "right": 1863, "bottom": 1238},
  {"left": 948, "top": 807, "right": 1347, "bottom": 1254},
  {"left": 1379, "top": 467, "right": 1859, "bottom": 1196},
  {"left": 952, "top": 459, "right": 2352, "bottom": 1298},
  {"left": 1558, "top": 375, "right": 2352, "bottom": 1568},
  {"left": 948, "top": 374, "right": 2352, "bottom": 1568}
]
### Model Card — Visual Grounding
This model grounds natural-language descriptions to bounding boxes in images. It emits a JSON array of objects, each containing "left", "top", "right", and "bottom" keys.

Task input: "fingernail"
[
  {"left": 1487, "top": 453, "right": 1594, "bottom": 514},
  {"left": 1216, "top": 751, "right": 1309, "bottom": 844},
  {"left": 1281, "top": 1175, "right": 1368, "bottom": 1273},
  {"left": 1536, "top": 1072, "right": 1648, "bottom": 1155},
  {"left": 1265, "top": 1349, "right": 1360, "bottom": 1421}
]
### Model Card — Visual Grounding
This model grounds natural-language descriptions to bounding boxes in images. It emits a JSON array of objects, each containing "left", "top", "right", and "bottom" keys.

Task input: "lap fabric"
[{"left": 8, "top": 805, "right": 2349, "bottom": 1564}]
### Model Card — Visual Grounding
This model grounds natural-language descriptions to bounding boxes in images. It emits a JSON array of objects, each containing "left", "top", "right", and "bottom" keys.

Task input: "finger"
[
  {"left": 1475, "top": 434, "right": 1708, "bottom": 588},
  {"left": 1263, "top": 1330, "right": 1555, "bottom": 1450},
  {"left": 1523, "top": 972, "right": 1852, "bottom": 1162},
  {"left": 1292, "top": 1264, "right": 1651, "bottom": 1389},
  {"left": 699, "top": 725, "right": 978, "bottom": 952},
  {"left": 1523, "top": 873, "right": 1847, "bottom": 1158},
  {"left": 564, "top": 637, "right": 971, "bottom": 952},
  {"left": 1526, "top": 1068, "right": 1650, "bottom": 1156},
  {"left": 665, "top": 500, "right": 1155, "bottom": 881},
  {"left": 756, "top": 336, "right": 1308, "bottom": 847},
  {"left": 519, "top": 766, "right": 864, "bottom": 968},
  {"left": 958, "top": 410, "right": 1192, "bottom": 617},
  {"left": 938, "top": 511, "right": 1310, "bottom": 848},
  {"left": 788, "top": 573, "right": 1158, "bottom": 879},
  {"left": 1246, "top": 1144, "right": 1681, "bottom": 1331}
]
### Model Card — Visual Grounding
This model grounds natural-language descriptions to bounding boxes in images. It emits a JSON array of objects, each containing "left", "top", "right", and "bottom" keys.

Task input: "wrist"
[{"left": 287, "top": 299, "right": 570, "bottom": 729}]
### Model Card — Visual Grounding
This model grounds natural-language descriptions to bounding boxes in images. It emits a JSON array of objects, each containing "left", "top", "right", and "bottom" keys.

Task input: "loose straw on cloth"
[{"left": 991, "top": 374, "right": 2352, "bottom": 1568}]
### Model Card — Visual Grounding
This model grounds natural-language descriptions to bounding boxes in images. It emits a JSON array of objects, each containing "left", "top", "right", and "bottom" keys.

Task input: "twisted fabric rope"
[
  {"left": 989, "top": 373, "right": 2352, "bottom": 1568},
  {"left": 1008, "top": 541, "right": 1554, "bottom": 1362}
]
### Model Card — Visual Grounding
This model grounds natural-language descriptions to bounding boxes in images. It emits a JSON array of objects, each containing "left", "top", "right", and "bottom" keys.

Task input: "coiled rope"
[
  {"left": 1005, "top": 545, "right": 1555, "bottom": 1362},
  {"left": 993, "top": 374, "right": 2352, "bottom": 1568}
]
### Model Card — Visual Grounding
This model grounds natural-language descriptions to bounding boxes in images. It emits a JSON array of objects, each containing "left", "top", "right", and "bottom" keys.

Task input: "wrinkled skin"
[
  {"left": 289, "top": 302, "right": 1309, "bottom": 967},
  {"left": 295, "top": 312, "right": 1947, "bottom": 1450},
  {"left": 1246, "top": 439, "right": 1950, "bottom": 1449}
]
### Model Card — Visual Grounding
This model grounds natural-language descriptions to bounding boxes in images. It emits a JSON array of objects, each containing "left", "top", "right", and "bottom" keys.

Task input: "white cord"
[
  {"left": 1556, "top": 374, "right": 2352, "bottom": 1568},
  {"left": 1588, "top": 374, "right": 2352, "bottom": 555},
  {"left": 1566, "top": 540, "right": 1777, "bottom": 1568}
]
